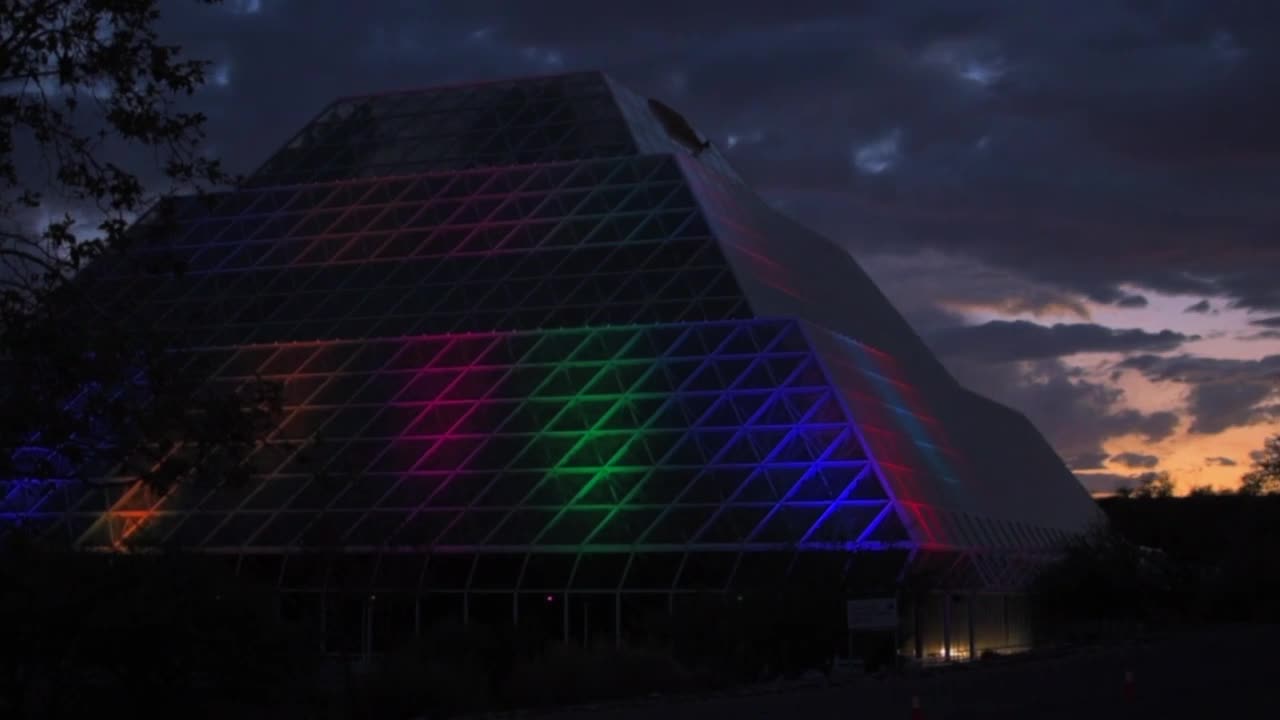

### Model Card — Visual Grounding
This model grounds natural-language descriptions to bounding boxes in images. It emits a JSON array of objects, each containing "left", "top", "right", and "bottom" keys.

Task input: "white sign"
[{"left": 846, "top": 597, "right": 898, "bottom": 630}]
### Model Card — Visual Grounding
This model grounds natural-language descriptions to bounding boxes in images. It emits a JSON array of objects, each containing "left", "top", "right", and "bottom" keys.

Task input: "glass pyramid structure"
[{"left": 2, "top": 72, "right": 1101, "bottom": 600}]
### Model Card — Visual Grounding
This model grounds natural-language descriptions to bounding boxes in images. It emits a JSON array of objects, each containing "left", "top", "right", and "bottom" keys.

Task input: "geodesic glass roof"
[{"left": 2, "top": 72, "right": 1100, "bottom": 594}]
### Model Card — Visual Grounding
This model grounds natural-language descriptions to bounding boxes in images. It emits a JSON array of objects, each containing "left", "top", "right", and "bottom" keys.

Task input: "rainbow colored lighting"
[
  {"left": 2, "top": 72, "right": 1095, "bottom": 597},
  {"left": 60, "top": 319, "right": 901, "bottom": 553}
]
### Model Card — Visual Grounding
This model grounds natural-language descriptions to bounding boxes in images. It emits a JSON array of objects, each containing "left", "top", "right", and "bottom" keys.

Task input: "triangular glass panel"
[
  {"left": 702, "top": 396, "right": 743, "bottom": 427},
  {"left": 577, "top": 470, "right": 645, "bottom": 505},
  {"left": 693, "top": 429, "right": 739, "bottom": 464},
  {"left": 733, "top": 468, "right": 793, "bottom": 502},
  {"left": 752, "top": 505, "right": 824, "bottom": 544},
  {"left": 539, "top": 509, "right": 608, "bottom": 545},
  {"left": 754, "top": 394, "right": 798, "bottom": 426},
  {"left": 789, "top": 466, "right": 854, "bottom": 501},
  {"left": 728, "top": 392, "right": 770, "bottom": 424},
  {"left": 771, "top": 432, "right": 814, "bottom": 463},
  {"left": 737, "top": 361, "right": 780, "bottom": 390},
  {"left": 863, "top": 506, "right": 911, "bottom": 543},
  {"left": 846, "top": 467, "right": 889, "bottom": 500},
  {"left": 748, "top": 428, "right": 790, "bottom": 461},
  {"left": 644, "top": 506, "right": 716, "bottom": 545},
  {"left": 720, "top": 325, "right": 761, "bottom": 355},
  {"left": 720, "top": 431, "right": 761, "bottom": 464},
  {"left": 700, "top": 506, "right": 770, "bottom": 544},
  {"left": 587, "top": 508, "right": 658, "bottom": 546}
]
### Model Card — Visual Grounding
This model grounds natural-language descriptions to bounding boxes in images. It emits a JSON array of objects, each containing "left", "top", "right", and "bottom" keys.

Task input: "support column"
[
  {"left": 363, "top": 596, "right": 374, "bottom": 663},
  {"left": 615, "top": 592, "right": 622, "bottom": 650},
  {"left": 320, "top": 591, "right": 328, "bottom": 643},
  {"left": 942, "top": 593, "right": 952, "bottom": 662},
  {"left": 562, "top": 593, "right": 570, "bottom": 644},
  {"left": 967, "top": 593, "right": 976, "bottom": 660},
  {"left": 1002, "top": 594, "right": 1010, "bottom": 648},
  {"left": 913, "top": 593, "right": 923, "bottom": 661}
]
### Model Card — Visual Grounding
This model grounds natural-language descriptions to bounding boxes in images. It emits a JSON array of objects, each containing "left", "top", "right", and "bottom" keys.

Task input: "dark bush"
[
  {"left": 1031, "top": 524, "right": 1194, "bottom": 640},
  {"left": 4, "top": 536, "right": 851, "bottom": 718},
  {"left": 1097, "top": 495, "right": 1280, "bottom": 624},
  {"left": 0, "top": 541, "right": 324, "bottom": 719}
]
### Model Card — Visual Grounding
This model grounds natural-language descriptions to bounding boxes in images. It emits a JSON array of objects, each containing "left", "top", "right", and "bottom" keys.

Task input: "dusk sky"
[{"left": 159, "top": 0, "right": 1280, "bottom": 494}]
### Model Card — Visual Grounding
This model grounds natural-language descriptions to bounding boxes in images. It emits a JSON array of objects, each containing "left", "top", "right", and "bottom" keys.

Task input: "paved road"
[{"left": 532, "top": 625, "right": 1280, "bottom": 719}]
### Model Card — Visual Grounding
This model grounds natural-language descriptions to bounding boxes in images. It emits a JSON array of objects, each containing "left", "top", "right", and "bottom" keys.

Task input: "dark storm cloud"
[
  {"left": 1075, "top": 472, "right": 1144, "bottom": 495},
  {"left": 927, "top": 320, "right": 1193, "bottom": 363},
  {"left": 1185, "top": 384, "right": 1280, "bottom": 434},
  {"left": 1111, "top": 451, "right": 1160, "bottom": 469},
  {"left": 946, "top": 358, "right": 1179, "bottom": 467},
  {"left": 1184, "top": 299, "right": 1212, "bottom": 313},
  {"left": 1250, "top": 316, "right": 1280, "bottom": 328},
  {"left": 1206, "top": 456, "right": 1238, "bottom": 466},
  {"left": 124, "top": 0, "right": 1276, "bottom": 479},
  {"left": 1119, "top": 353, "right": 1280, "bottom": 433},
  {"left": 1066, "top": 451, "right": 1110, "bottom": 471},
  {"left": 1116, "top": 294, "right": 1149, "bottom": 308},
  {"left": 1119, "top": 353, "right": 1280, "bottom": 385},
  {"left": 862, "top": 251, "right": 1093, "bottom": 321},
  {"left": 150, "top": 0, "right": 1280, "bottom": 312}
]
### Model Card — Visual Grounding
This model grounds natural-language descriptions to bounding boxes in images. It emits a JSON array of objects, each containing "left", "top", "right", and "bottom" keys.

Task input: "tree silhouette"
[
  {"left": 1239, "top": 434, "right": 1280, "bottom": 496},
  {"left": 1, "top": 1, "right": 281, "bottom": 501},
  {"left": 1130, "top": 471, "right": 1175, "bottom": 499}
]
